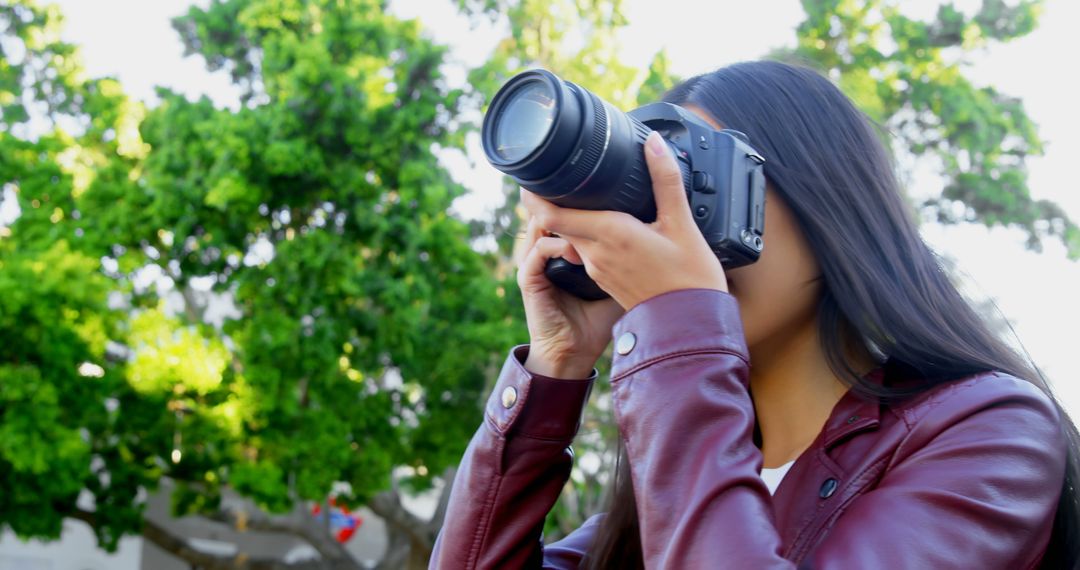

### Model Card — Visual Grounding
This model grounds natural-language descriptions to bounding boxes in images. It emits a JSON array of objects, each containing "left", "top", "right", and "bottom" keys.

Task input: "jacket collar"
[{"left": 821, "top": 367, "right": 884, "bottom": 450}]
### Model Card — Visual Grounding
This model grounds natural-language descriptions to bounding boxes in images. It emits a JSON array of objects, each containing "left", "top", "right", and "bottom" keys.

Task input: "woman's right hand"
[{"left": 517, "top": 214, "right": 626, "bottom": 379}]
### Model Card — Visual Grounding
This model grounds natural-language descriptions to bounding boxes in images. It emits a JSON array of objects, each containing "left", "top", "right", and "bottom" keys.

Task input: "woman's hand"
[
  {"left": 517, "top": 215, "right": 626, "bottom": 380},
  {"left": 521, "top": 131, "right": 728, "bottom": 312}
]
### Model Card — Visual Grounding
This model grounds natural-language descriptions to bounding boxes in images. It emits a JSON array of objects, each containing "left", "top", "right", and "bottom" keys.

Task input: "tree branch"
[
  {"left": 175, "top": 279, "right": 207, "bottom": 324},
  {"left": 209, "top": 502, "right": 354, "bottom": 565},
  {"left": 426, "top": 465, "right": 457, "bottom": 533},
  {"left": 367, "top": 490, "right": 431, "bottom": 548},
  {"left": 72, "top": 508, "right": 355, "bottom": 570}
]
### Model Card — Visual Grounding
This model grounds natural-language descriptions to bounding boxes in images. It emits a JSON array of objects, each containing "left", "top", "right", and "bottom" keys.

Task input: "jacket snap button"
[
  {"left": 819, "top": 478, "right": 839, "bottom": 499},
  {"left": 501, "top": 386, "right": 518, "bottom": 409},
  {"left": 616, "top": 332, "right": 637, "bottom": 355}
]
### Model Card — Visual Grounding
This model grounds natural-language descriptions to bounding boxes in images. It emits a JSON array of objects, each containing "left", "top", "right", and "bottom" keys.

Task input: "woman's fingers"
[
  {"left": 518, "top": 235, "right": 583, "bottom": 290},
  {"left": 521, "top": 216, "right": 582, "bottom": 261},
  {"left": 518, "top": 216, "right": 543, "bottom": 264},
  {"left": 520, "top": 188, "right": 603, "bottom": 241},
  {"left": 560, "top": 240, "right": 583, "bottom": 265}
]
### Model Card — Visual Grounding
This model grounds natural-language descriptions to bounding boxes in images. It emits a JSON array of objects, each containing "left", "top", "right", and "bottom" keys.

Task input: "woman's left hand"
[{"left": 521, "top": 130, "right": 729, "bottom": 312}]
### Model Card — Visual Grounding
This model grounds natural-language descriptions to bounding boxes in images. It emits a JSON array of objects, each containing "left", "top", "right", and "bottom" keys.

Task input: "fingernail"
[{"left": 647, "top": 131, "right": 667, "bottom": 157}]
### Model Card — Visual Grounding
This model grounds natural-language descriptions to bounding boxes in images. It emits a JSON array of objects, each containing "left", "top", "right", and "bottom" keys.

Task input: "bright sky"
[{"left": 29, "top": 0, "right": 1080, "bottom": 416}]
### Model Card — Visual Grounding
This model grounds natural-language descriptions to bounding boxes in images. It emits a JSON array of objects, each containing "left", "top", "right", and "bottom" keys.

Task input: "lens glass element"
[{"left": 493, "top": 81, "right": 556, "bottom": 161}]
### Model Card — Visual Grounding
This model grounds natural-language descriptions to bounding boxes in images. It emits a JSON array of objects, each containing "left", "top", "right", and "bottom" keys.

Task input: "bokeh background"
[{"left": 1, "top": 0, "right": 1077, "bottom": 568}]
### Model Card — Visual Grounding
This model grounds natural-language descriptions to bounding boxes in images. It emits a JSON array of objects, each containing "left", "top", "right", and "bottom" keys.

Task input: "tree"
[
  {"left": 2, "top": 0, "right": 519, "bottom": 568},
  {"left": 782, "top": 0, "right": 1078, "bottom": 257},
  {"left": 0, "top": 0, "right": 159, "bottom": 553}
]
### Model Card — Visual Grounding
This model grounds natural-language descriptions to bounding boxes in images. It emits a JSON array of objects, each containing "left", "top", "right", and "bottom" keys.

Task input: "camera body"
[
  {"left": 481, "top": 69, "right": 767, "bottom": 300},
  {"left": 628, "top": 102, "right": 767, "bottom": 267}
]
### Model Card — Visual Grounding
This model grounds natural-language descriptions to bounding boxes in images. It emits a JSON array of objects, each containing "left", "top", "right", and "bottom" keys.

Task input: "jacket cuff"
[
  {"left": 609, "top": 288, "right": 749, "bottom": 382},
  {"left": 484, "top": 344, "right": 597, "bottom": 441}
]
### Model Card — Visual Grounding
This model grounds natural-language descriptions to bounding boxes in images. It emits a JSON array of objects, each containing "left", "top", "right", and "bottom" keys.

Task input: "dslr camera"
[{"left": 481, "top": 69, "right": 767, "bottom": 300}]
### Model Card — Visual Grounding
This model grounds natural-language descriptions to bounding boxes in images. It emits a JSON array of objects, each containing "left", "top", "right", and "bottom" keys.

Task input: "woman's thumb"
[{"left": 644, "top": 131, "right": 692, "bottom": 225}]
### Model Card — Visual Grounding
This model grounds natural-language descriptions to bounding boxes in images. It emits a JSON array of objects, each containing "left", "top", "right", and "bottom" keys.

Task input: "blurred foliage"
[
  {"left": 780, "top": 0, "right": 1078, "bottom": 257},
  {"left": 152, "top": 0, "right": 519, "bottom": 516},
  {"left": 0, "top": 0, "right": 160, "bottom": 551},
  {"left": 1, "top": 0, "right": 519, "bottom": 562}
]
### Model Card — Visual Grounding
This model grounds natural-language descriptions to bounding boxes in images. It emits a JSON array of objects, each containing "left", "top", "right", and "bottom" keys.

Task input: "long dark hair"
[{"left": 583, "top": 60, "right": 1080, "bottom": 568}]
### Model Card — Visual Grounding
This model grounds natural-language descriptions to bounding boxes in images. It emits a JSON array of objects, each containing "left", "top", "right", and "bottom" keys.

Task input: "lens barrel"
[{"left": 482, "top": 69, "right": 687, "bottom": 224}]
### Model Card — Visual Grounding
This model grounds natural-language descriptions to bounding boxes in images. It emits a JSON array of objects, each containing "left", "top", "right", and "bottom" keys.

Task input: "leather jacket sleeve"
[
  {"left": 428, "top": 343, "right": 599, "bottom": 569},
  {"left": 606, "top": 288, "right": 788, "bottom": 567},
  {"left": 431, "top": 287, "right": 1067, "bottom": 569}
]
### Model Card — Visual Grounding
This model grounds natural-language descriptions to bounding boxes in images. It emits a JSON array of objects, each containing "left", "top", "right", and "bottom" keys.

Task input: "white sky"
[{"left": 28, "top": 0, "right": 1080, "bottom": 416}]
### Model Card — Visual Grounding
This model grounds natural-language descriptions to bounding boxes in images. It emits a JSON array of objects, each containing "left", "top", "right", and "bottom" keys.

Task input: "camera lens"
[
  {"left": 491, "top": 81, "right": 556, "bottom": 162},
  {"left": 482, "top": 69, "right": 682, "bottom": 223}
]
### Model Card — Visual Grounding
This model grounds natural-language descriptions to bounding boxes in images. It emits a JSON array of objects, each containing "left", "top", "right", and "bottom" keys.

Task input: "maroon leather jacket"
[{"left": 429, "top": 289, "right": 1067, "bottom": 568}]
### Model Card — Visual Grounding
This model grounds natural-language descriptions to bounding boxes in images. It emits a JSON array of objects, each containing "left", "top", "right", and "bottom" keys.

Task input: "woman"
[{"left": 428, "top": 61, "right": 1080, "bottom": 568}]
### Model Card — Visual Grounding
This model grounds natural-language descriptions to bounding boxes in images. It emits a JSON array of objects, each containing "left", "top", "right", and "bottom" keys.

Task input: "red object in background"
[{"left": 311, "top": 497, "right": 364, "bottom": 543}]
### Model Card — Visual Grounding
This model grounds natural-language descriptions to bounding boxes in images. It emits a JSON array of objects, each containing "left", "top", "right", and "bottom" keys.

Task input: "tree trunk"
[
  {"left": 370, "top": 465, "right": 457, "bottom": 569},
  {"left": 73, "top": 466, "right": 458, "bottom": 569}
]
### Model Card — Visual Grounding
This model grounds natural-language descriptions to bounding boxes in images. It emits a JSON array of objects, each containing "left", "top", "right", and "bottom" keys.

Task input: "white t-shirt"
[{"left": 761, "top": 460, "right": 795, "bottom": 495}]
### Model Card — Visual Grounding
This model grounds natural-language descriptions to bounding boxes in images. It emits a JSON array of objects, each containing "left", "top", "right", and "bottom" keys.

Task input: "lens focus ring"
[{"left": 561, "top": 89, "right": 608, "bottom": 192}]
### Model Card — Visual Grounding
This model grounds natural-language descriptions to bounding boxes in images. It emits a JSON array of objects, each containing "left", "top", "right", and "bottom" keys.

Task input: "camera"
[{"left": 481, "top": 69, "right": 767, "bottom": 300}]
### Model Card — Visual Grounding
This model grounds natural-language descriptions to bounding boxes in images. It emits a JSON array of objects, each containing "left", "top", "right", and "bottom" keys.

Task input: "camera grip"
[{"left": 544, "top": 258, "right": 610, "bottom": 301}]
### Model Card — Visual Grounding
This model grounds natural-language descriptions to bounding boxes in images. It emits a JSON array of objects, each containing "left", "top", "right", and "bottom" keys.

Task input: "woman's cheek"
[
  {"left": 727, "top": 270, "right": 811, "bottom": 353},
  {"left": 735, "top": 292, "right": 766, "bottom": 349},
  {"left": 725, "top": 278, "right": 761, "bottom": 348}
]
